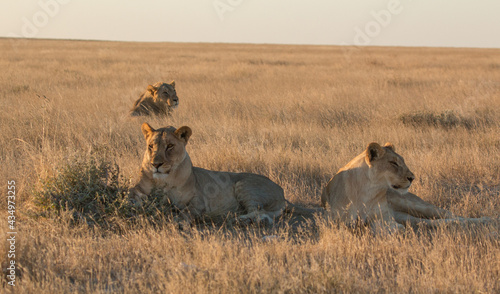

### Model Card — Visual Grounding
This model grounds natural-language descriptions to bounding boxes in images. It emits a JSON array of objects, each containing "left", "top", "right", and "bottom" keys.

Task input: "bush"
[
  {"left": 33, "top": 155, "right": 174, "bottom": 229},
  {"left": 399, "top": 110, "right": 475, "bottom": 129}
]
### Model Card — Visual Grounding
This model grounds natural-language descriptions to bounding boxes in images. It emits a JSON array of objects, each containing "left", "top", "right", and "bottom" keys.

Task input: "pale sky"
[{"left": 1, "top": 0, "right": 500, "bottom": 48}]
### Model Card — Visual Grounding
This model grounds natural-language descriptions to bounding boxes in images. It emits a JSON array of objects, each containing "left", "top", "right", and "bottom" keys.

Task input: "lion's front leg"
[
  {"left": 128, "top": 186, "right": 149, "bottom": 207},
  {"left": 128, "top": 172, "right": 154, "bottom": 206},
  {"left": 387, "top": 190, "right": 454, "bottom": 219},
  {"left": 368, "top": 200, "right": 405, "bottom": 235},
  {"left": 393, "top": 210, "right": 493, "bottom": 229}
]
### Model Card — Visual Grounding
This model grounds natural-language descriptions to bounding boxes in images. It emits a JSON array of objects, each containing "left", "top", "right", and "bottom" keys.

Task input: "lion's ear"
[
  {"left": 366, "top": 142, "right": 385, "bottom": 165},
  {"left": 147, "top": 84, "right": 158, "bottom": 95},
  {"left": 170, "top": 80, "right": 175, "bottom": 87},
  {"left": 174, "top": 126, "right": 192, "bottom": 144},
  {"left": 383, "top": 142, "right": 395, "bottom": 152},
  {"left": 141, "top": 123, "right": 155, "bottom": 139}
]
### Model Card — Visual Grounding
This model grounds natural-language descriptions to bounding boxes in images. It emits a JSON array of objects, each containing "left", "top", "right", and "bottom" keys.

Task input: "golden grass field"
[{"left": 1, "top": 38, "right": 500, "bottom": 293}]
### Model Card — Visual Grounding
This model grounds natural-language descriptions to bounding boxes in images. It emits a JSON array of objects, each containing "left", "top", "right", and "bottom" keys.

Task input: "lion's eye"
[
  {"left": 166, "top": 144, "right": 174, "bottom": 150},
  {"left": 390, "top": 161, "right": 399, "bottom": 167}
]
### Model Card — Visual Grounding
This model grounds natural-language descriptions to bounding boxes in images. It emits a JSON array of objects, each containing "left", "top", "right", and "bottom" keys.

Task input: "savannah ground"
[{"left": 1, "top": 38, "right": 499, "bottom": 293}]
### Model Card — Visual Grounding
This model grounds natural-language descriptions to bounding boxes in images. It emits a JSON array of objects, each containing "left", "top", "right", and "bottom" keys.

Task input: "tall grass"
[{"left": 0, "top": 39, "right": 499, "bottom": 292}]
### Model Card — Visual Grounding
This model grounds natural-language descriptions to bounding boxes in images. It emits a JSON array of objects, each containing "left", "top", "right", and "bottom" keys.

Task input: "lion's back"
[{"left": 130, "top": 92, "right": 167, "bottom": 116}]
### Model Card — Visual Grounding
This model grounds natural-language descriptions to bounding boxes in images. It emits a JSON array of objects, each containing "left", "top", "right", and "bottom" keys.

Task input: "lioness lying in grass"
[
  {"left": 129, "top": 123, "right": 316, "bottom": 225},
  {"left": 321, "top": 142, "right": 492, "bottom": 233}
]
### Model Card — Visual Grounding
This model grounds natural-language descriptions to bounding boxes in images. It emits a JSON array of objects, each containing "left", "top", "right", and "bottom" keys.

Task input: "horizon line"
[{"left": 2, "top": 36, "right": 500, "bottom": 51}]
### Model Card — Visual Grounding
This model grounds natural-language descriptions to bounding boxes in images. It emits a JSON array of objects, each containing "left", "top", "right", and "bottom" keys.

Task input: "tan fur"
[
  {"left": 129, "top": 123, "right": 290, "bottom": 224},
  {"left": 321, "top": 142, "right": 490, "bottom": 233},
  {"left": 129, "top": 81, "right": 179, "bottom": 116}
]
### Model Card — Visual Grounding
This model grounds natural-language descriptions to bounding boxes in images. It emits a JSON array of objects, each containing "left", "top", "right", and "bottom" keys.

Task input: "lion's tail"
[{"left": 284, "top": 200, "right": 324, "bottom": 216}]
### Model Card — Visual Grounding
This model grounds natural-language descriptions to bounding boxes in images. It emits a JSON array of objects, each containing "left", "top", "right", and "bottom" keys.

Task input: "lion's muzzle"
[
  {"left": 151, "top": 162, "right": 172, "bottom": 174},
  {"left": 168, "top": 97, "right": 179, "bottom": 108}
]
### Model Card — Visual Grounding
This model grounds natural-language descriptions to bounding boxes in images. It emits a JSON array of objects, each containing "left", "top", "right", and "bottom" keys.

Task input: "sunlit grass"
[{"left": 0, "top": 39, "right": 499, "bottom": 293}]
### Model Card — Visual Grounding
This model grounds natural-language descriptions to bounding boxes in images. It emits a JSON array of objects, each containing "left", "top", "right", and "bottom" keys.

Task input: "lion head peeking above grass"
[{"left": 129, "top": 81, "right": 179, "bottom": 116}]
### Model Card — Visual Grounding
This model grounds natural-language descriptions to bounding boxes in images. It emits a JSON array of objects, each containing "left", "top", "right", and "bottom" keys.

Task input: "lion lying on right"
[{"left": 321, "top": 142, "right": 490, "bottom": 233}]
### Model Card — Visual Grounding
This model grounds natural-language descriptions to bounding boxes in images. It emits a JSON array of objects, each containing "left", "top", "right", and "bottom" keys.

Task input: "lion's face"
[
  {"left": 149, "top": 81, "right": 179, "bottom": 108},
  {"left": 365, "top": 142, "right": 415, "bottom": 194},
  {"left": 141, "top": 123, "right": 192, "bottom": 180}
]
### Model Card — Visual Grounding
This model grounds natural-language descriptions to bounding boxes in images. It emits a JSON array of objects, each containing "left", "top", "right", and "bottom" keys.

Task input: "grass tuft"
[
  {"left": 32, "top": 155, "right": 176, "bottom": 230},
  {"left": 33, "top": 155, "right": 132, "bottom": 226},
  {"left": 11, "top": 84, "right": 31, "bottom": 93},
  {"left": 400, "top": 110, "right": 478, "bottom": 129}
]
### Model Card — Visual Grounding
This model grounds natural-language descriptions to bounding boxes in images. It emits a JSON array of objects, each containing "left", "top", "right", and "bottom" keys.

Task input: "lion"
[
  {"left": 321, "top": 142, "right": 490, "bottom": 233},
  {"left": 129, "top": 123, "right": 316, "bottom": 225},
  {"left": 129, "top": 81, "right": 179, "bottom": 116}
]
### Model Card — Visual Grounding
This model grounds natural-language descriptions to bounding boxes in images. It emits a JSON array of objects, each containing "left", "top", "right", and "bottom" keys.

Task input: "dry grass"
[{"left": 1, "top": 38, "right": 499, "bottom": 293}]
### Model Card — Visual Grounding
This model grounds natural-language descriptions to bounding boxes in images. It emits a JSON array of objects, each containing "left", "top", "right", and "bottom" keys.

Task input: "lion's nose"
[
  {"left": 152, "top": 163, "right": 162, "bottom": 169},
  {"left": 408, "top": 176, "right": 415, "bottom": 183}
]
